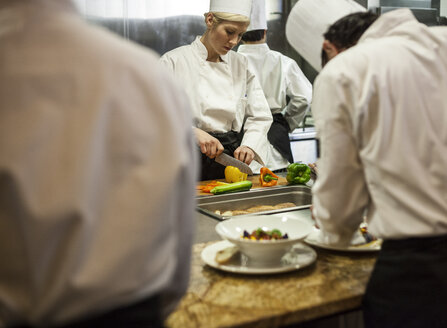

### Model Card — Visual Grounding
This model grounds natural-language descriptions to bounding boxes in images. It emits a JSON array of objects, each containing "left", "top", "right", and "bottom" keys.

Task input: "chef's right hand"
[{"left": 194, "top": 128, "right": 224, "bottom": 159}]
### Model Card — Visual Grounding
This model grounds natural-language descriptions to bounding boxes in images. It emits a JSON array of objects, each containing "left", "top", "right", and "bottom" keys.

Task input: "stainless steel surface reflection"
[{"left": 197, "top": 185, "right": 312, "bottom": 221}]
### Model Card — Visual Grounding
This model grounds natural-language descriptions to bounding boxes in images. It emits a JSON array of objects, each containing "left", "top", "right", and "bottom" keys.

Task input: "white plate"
[
  {"left": 304, "top": 228, "right": 382, "bottom": 252},
  {"left": 201, "top": 240, "right": 317, "bottom": 275},
  {"left": 215, "top": 214, "right": 313, "bottom": 263}
]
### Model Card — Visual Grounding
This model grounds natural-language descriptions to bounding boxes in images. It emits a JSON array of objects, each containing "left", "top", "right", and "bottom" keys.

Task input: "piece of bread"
[
  {"left": 245, "top": 205, "right": 276, "bottom": 213},
  {"left": 215, "top": 245, "right": 240, "bottom": 264},
  {"left": 231, "top": 210, "right": 250, "bottom": 216},
  {"left": 274, "top": 202, "right": 297, "bottom": 209},
  {"left": 221, "top": 210, "right": 233, "bottom": 216}
]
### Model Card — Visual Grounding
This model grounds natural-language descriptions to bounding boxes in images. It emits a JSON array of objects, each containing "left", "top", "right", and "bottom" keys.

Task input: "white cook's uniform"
[
  {"left": 238, "top": 43, "right": 313, "bottom": 170},
  {"left": 237, "top": 43, "right": 312, "bottom": 131},
  {"left": 311, "top": 9, "right": 447, "bottom": 244},
  {"left": 160, "top": 37, "right": 273, "bottom": 166},
  {"left": 0, "top": 0, "right": 197, "bottom": 327}
]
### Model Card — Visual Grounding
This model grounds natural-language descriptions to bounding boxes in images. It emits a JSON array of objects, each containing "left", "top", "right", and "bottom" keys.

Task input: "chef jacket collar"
[
  {"left": 193, "top": 36, "right": 230, "bottom": 63},
  {"left": 238, "top": 43, "right": 270, "bottom": 54},
  {"left": 359, "top": 8, "right": 416, "bottom": 44}
]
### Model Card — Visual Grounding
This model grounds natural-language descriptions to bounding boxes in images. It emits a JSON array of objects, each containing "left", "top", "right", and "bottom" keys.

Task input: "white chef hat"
[
  {"left": 209, "top": 0, "right": 252, "bottom": 18},
  {"left": 247, "top": 0, "right": 267, "bottom": 31},
  {"left": 286, "top": 0, "right": 365, "bottom": 72}
]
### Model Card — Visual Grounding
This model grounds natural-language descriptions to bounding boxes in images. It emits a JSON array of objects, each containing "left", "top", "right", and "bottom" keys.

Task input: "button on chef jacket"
[
  {"left": 0, "top": 0, "right": 197, "bottom": 326},
  {"left": 311, "top": 9, "right": 447, "bottom": 244},
  {"left": 160, "top": 37, "right": 273, "bottom": 165}
]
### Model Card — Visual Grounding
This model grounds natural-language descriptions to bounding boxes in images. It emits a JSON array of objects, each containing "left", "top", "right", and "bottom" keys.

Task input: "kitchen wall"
[{"left": 72, "top": 0, "right": 316, "bottom": 81}]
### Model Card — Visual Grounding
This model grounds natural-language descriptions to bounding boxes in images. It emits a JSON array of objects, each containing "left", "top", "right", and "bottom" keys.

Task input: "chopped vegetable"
[
  {"left": 242, "top": 228, "right": 289, "bottom": 240},
  {"left": 210, "top": 180, "right": 252, "bottom": 195},
  {"left": 198, "top": 181, "right": 228, "bottom": 193},
  {"left": 286, "top": 162, "right": 311, "bottom": 185},
  {"left": 224, "top": 166, "right": 248, "bottom": 183},
  {"left": 259, "top": 167, "right": 279, "bottom": 187}
]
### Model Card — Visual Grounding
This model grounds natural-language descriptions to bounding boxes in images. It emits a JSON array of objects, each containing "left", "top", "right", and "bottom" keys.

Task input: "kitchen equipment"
[
  {"left": 215, "top": 152, "right": 253, "bottom": 175},
  {"left": 197, "top": 185, "right": 312, "bottom": 220}
]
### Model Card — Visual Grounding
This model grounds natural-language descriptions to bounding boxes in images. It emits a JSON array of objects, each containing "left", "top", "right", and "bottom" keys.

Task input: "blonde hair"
[{"left": 204, "top": 12, "right": 250, "bottom": 26}]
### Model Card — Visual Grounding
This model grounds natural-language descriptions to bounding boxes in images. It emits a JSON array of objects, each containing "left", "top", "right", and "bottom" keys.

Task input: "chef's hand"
[
  {"left": 194, "top": 128, "right": 224, "bottom": 159},
  {"left": 234, "top": 146, "right": 255, "bottom": 165}
]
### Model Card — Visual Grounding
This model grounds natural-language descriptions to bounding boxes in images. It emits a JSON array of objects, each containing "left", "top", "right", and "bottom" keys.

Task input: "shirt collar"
[
  {"left": 192, "top": 36, "right": 230, "bottom": 63},
  {"left": 359, "top": 8, "right": 417, "bottom": 44},
  {"left": 238, "top": 43, "right": 270, "bottom": 54}
]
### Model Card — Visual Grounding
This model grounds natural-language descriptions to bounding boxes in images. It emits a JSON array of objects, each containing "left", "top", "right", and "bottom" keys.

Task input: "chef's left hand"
[{"left": 234, "top": 146, "right": 255, "bottom": 165}]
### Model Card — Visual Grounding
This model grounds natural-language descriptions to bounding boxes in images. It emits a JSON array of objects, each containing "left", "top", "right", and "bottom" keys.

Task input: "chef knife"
[{"left": 215, "top": 153, "right": 253, "bottom": 175}]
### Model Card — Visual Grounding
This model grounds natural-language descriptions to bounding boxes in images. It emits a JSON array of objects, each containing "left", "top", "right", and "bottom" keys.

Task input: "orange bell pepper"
[
  {"left": 259, "top": 167, "right": 279, "bottom": 187},
  {"left": 197, "top": 181, "right": 228, "bottom": 193}
]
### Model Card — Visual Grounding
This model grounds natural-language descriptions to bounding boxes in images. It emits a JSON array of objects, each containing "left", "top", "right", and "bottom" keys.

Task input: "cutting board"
[{"left": 197, "top": 174, "right": 289, "bottom": 196}]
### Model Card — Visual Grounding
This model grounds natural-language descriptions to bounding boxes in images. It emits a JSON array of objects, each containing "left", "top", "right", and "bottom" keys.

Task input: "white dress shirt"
[
  {"left": 0, "top": 0, "right": 197, "bottom": 326},
  {"left": 160, "top": 37, "right": 273, "bottom": 165},
  {"left": 312, "top": 9, "right": 447, "bottom": 244}
]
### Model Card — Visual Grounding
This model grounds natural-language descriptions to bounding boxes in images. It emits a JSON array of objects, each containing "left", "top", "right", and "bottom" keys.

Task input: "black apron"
[
  {"left": 267, "top": 113, "right": 294, "bottom": 163},
  {"left": 362, "top": 234, "right": 447, "bottom": 328},
  {"left": 199, "top": 131, "right": 241, "bottom": 181}
]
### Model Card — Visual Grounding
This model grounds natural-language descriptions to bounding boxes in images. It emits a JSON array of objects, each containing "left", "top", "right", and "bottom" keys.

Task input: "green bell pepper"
[{"left": 286, "top": 163, "right": 311, "bottom": 185}]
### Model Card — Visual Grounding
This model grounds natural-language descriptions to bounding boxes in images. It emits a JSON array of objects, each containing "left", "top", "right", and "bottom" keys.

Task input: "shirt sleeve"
[
  {"left": 159, "top": 53, "right": 174, "bottom": 70},
  {"left": 282, "top": 60, "right": 313, "bottom": 131},
  {"left": 241, "top": 69, "right": 273, "bottom": 165},
  {"left": 311, "top": 71, "right": 369, "bottom": 246}
]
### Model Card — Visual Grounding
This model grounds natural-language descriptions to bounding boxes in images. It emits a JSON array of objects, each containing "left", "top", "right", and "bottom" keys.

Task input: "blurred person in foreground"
[
  {"left": 238, "top": 0, "right": 312, "bottom": 171},
  {"left": 286, "top": 1, "right": 447, "bottom": 327},
  {"left": 0, "top": 0, "right": 197, "bottom": 327},
  {"left": 160, "top": 0, "right": 272, "bottom": 180}
]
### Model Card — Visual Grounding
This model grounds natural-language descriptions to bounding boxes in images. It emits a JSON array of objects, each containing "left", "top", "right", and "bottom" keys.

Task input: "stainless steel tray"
[{"left": 197, "top": 185, "right": 312, "bottom": 221}]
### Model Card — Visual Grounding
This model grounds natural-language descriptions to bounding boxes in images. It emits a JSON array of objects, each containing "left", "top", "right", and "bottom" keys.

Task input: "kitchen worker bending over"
[
  {"left": 287, "top": 1, "right": 447, "bottom": 327},
  {"left": 0, "top": 0, "right": 197, "bottom": 327},
  {"left": 238, "top": 0, "right": 312, "bottom": 171},
  {"left": 160, "top": 0, "right": 273, "bottom": 180}
]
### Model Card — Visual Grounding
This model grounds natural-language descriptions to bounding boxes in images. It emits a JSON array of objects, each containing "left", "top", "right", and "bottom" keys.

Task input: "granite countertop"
[{"left": 165, "top": 242, "right": 377, "bottom": 328}]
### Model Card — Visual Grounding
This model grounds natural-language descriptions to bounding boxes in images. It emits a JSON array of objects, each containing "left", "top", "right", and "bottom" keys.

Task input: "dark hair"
[
  {"left": 321, "top": 11, "right": 378, "bottom": 67},
  {"left": 324, "top": 11, "right": 378, "bottom": 49},
  {"left": 241, "top": 29, "right": 265, "bottom": 42}
]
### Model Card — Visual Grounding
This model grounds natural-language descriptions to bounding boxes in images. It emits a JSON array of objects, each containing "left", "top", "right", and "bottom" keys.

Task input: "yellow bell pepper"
[{"left": 224, "top": 166, "right": 248, "bottom": 183}]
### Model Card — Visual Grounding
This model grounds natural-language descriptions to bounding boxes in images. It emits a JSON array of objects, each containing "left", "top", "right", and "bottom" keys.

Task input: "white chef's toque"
[
  {"left": 209, "top": 0, "right": 252, "bottom": 18},
  {"left": 285, "top": 0, "right": 365, "bottom": 72}
]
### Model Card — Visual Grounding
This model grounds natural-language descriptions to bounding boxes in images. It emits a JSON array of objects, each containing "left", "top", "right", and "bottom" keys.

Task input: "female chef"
[{"left": 160, "top": 0, "right": 273, "bottom": 181}]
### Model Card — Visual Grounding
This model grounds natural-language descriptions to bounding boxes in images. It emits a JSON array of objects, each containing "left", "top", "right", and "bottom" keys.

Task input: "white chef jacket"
[
  {"left": 238, "top": 43, "right": 313, "bottom": 170},
  {"left": 237, "top": 43, "right": 312, "bottom": 131},
  {"left": 0, "top": 0, "right": 197, "bottom": 327},
  {"left": 160, "top": 37, "right": 273, "bottom": 165},
  {"left": 312, "top": 8, "right": 447, "bottom": 244}
]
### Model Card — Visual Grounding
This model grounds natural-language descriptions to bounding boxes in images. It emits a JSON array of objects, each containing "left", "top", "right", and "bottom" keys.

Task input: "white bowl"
[{"left": 215, "top": 214, "right": 313, "bottom": 265}]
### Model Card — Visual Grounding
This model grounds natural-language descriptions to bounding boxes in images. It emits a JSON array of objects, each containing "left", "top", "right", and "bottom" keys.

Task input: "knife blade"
[{"left": 215, "top": 153, "right": 253, "bottom": 175}]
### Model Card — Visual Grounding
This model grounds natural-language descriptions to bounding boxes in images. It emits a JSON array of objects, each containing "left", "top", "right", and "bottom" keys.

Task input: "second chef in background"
[
  {"left": 160, "top": 0, "right": 272, "bottom": 181},
  {"left": 238, "top": 0, "right": 312, "bottom": 171}
]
